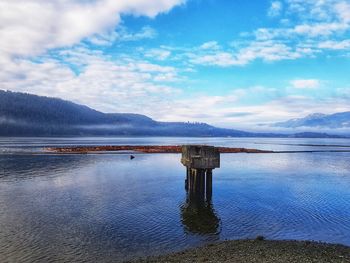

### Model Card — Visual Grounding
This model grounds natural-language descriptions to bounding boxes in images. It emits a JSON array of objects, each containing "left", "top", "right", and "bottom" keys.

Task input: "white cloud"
[
  {"left": 235, "top": 41, "right": 303, "bottom": 63},
  {"left": 0, "top": 0, "right": 185, "bottom": 57},
  {"left": 145, "top": 49, "right": 172, "bottom": 61},
  {"left": 334, "top": 1, "right": 350, "bottom": 23},
  {"left": 190, "top": 52, "right": 237, "bottom": 67},
  {"left": 268, "top": 1, "right": 283, "bottom": 17},
  {"left": 135, "top": 62, "right": 176, "bottom": 73},
  {"left": 318, "top": 40, "right": 350, "bottom": 50},
  {"left": 285, "top": 0, "right": 350, "bottom": 35},
  {"left": 189, "top": 40, "right": 311, "bottom": 67},
  {"left": 290, "top": 79, "right": 320, "bottom": 89},
  {"left": 185, "top": 0, "right": 350, "bottom": 68},
  {"left": 89, "top": 26, "right": 157, "bottom": 46},
  {"left": 0, "top": 47, "right": 181, "bottom": 114},
  {"left": 294, "top": 22, "right": 348, "bottom": 36},
  {"left": 156, "top": 89, "right": 350, "bottom": 130},
  {"left": 199, "top": 41, "right": 220, "bottom": 50},
  {"left": 286, "top": 0, "right": 339, "bottom": 21}
]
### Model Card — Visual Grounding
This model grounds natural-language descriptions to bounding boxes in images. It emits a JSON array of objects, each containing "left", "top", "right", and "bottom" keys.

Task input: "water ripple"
[{"left": 1, "top": 138, "right": 350, "bottom": 262}]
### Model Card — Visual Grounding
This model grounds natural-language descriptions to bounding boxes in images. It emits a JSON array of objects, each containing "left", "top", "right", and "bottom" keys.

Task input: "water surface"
[{"left": 1, "top": 137, "right": 350, "bottom": 262}]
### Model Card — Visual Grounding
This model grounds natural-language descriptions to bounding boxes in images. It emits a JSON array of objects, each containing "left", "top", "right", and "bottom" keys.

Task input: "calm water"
[{"left": 1, "top": 137, "right": 350, "bottom": 262}]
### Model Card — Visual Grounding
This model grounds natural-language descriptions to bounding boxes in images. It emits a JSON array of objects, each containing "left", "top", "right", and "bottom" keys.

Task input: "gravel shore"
[{"left": 131, "top": 239, "right": 350, "bottom": 263}]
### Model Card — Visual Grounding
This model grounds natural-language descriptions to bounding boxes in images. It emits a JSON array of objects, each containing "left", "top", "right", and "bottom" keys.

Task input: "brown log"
[{"left": 46, "top": 145, "right": 273, "bottom": 154}]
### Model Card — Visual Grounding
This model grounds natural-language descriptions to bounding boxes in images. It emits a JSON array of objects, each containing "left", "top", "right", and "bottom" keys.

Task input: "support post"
[
  {"left": 185, "top": 167, "right": 189, "bottom": 190},
  {"left": 191, "top": 168, "right": 197, "bottom": 194},
  {"left": 206, "top": 169, "right": 212, "bottom": 201},
  {"left": 198, "top": 169, "right": 205, "bottom": 198}
]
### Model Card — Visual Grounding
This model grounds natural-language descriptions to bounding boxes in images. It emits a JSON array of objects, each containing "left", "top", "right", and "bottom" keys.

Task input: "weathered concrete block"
[{"left": 181, "top": 145, "right": 220, "bottom": 169}]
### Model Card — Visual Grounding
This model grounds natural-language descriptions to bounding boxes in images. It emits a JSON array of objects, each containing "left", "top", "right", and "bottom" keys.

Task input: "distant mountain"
[
  {"left": 273, "top": 112, "right": 350, "bottom": 129},
  {"left": 0, "top": 90, "right": 252, "bottom": 137},
  {"left": 0, "top": 90, "right": 345, "bottom": 138}
]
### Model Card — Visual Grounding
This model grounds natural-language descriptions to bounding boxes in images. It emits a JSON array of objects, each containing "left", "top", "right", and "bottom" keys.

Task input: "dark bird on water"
[{"left": 130, "top": 155, "right": 135, "bottom": 160}]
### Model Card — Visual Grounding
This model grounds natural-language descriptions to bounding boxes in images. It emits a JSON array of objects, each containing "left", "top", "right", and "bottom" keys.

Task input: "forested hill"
[
  {"left": 0, "top": 90, "right": 344, "bottom": 137},
  {"left": 0, "top": 90, "right": 155, "bottom": 125},
  {"left": 0, "top": 90, "right": 252, "bottom": 136}
]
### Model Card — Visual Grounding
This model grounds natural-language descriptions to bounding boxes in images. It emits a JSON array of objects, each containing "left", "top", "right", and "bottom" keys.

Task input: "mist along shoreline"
[
  {"left": 45, "top": 145, "right": 350, "bottom": 154},
  {"left": 130, "top": 239, "right": 350, "bottom": 263}
]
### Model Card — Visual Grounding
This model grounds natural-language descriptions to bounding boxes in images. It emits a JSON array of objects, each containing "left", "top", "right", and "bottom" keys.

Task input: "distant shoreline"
[{"left": 131, "top": 239, "right": 350, "bottom": 263}]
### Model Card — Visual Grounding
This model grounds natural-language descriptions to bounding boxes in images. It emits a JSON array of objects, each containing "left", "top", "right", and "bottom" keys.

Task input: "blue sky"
[{"left": 1, "top": 0, "right": 350, "bottom": 130}]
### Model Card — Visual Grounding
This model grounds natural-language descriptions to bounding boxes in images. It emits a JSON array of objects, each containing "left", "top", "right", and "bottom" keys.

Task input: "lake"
[{"left": 1, "top": 137, "right": 350, "bottom": 262}]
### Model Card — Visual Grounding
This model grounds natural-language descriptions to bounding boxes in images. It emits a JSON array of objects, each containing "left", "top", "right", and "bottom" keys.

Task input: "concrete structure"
[{"left": 181, "top": 145, "right": 220, "bottom": 201}]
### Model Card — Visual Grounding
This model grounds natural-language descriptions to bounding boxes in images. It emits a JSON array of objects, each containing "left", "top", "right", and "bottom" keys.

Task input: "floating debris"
[{"left": 46, "top": 145, "right": 273, "bottom": 154}]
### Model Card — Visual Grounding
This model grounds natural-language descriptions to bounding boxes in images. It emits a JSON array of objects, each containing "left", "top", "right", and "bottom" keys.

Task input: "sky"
[{"left": 1, "top": 0, "right": 350, "bottom": 130}]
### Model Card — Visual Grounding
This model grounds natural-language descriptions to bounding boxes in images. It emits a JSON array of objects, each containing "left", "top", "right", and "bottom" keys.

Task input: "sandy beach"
[{"left": 132, "top": 239, "right": 350, "bottom": 263}]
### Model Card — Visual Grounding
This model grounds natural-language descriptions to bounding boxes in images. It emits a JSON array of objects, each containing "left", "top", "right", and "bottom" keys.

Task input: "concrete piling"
[
  {"left": 180, "top": 146, "right": 221, "bottom": 235},
  {"left": 181, "top": 145, "right": 220, "bottom": 202}
]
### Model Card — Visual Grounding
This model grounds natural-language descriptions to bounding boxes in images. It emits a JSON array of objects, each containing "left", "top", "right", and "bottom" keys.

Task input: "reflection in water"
[{"left": 180, "top": 171, "right": 221, "bottom": 235}]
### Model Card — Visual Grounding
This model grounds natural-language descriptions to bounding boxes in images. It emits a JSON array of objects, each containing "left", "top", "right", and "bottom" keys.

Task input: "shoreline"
[{"left": 131, "top": 239, "right": 350, "bottom": 263}]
